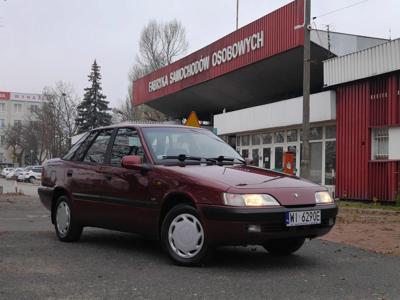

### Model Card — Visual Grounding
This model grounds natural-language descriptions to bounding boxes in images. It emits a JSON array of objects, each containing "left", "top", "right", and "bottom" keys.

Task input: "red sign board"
[
  {"left": 133, "top": 0, "right": 304, "bottom": 106},
  {"left": 0, "top": 91, "right": 11, "bottom": 100}
]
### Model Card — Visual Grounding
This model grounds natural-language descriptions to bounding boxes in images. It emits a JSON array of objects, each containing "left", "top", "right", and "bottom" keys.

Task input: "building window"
[
  {"left": 241, "top": 135, "right": 249, "bottom": 146},
  {"left": 236, "top": 136, "right": 241, "bottom": 146},
  {"left": 274, "top": 131, "right": 284, "bottom": 143},
  {"left": 310, "top": 142, "right": 323, "bottom": 184},
  {"left": 30, "top": 104, "right": 38, "bottom": 112},
  {"left": 0, "top": 103, "right": 5, "bottom": 112},
  {"left": 251, "top": 134, "right": 260, "bottom": 145},
  {"left": 287, "top": 129, "right": 298, "bottom": 142},
  {"left": 372, "top": 128, "right": 388, "bottom": 160},
  {"left": 0, "top": 119, "right": 5, "bottom": 128},
  {"left": 14, "top": 120, "right": 22, "bottom": 127},
  {"left": 0, "top": 135, "right": 4, "bottom": 146},
  {"left": 325, "top": 141, "right": 336, "bottom": 185},
  {"left": 261, "top": 133, "right": 272, "bottom": 144},
  {"left": 310, "top": 127, "right": 323, "bottom": 140},
  {"left": 14, "top": 103, "right": 22, "bottom": 113},
  {"left": 325, "top": 126, "right": 336, "bottom": 139}
]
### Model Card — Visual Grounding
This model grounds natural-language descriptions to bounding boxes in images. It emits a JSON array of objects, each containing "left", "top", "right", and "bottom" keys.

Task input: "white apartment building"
[{"left": 0, "top": 91, "right": 46, "bottom": 166}]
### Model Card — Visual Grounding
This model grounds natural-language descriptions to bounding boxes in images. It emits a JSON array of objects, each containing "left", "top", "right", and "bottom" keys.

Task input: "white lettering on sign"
[
  {"left": 148, "top": 75, "right": 169, "bottom": 93},
  {"left": 147, "top": 30, "right": 264, "bottom": 93}
]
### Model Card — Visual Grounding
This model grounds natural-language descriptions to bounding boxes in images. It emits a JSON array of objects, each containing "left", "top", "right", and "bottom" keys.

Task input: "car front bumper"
[{"left": 200, "top": 203, "right": 338, "bottom": 246}]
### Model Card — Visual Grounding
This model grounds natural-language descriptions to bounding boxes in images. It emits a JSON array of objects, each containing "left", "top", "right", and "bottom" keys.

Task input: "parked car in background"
[
  {"left": 17, "top": 166, "right": 33, "bottom": 182},
  {"left": 25, "top": 166, "right": 43, "bottom": 183},
  {"left": 38, "top": 124, "right": 338, "bottom": 266},
  {"left": 6, "top": 168, "right": 24, "bottom": 180},
  {"left": 1, "top": 168, "right": 15, "bottom": 178}
]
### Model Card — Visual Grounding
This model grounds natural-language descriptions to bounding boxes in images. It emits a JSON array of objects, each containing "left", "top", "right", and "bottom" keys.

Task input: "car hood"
[{"left": 161, "top": 165, "right": 325, "bottom": 206}]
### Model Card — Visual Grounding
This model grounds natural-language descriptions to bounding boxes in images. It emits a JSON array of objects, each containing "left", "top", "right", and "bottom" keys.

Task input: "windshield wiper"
[
  {"left": 162, "top": 154, "right": 215, "bottom": 164},
  {"left": 207, "top": 155, "right": 246, "bottom": 165}
]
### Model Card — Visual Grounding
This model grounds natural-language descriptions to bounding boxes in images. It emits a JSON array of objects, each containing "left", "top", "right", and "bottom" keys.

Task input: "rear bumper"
[
  {"left": 200, "top": 203, "right": 338, "bottom": 246},
  {"left": 38, "top": 186, "right": 54, "bottom": 211}
]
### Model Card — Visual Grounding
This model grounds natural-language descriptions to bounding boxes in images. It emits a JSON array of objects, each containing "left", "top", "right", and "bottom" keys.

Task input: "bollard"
[
  {"left": 14, "top": 180, "right": 17, "bottom": 193},
  {"left": 0, "top": 185, "right": 3, "bottom": 194}
]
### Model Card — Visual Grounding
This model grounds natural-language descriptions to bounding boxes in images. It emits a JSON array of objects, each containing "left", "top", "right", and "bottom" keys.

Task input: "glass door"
[
  {"left": 251, "top": 148, "right": 260, "bottom": 166},
  {"left": 262, "top": 147, "right": 271, "bottom": 169}
]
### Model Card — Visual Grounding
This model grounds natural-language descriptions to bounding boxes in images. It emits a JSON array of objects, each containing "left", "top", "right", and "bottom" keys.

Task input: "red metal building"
[{"left": 324, "top": 40, "right": 400, "bottom": 202}]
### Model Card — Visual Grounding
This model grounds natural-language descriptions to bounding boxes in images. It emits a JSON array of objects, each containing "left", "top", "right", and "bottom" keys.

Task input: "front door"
[{"left": 99, "top": 127, "right": 156, "bottom": 235}]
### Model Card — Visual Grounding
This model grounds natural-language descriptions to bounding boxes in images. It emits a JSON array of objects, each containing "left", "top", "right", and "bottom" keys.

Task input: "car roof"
[{"left": 92, "top": 123, "right": 208, "bottom": 131}]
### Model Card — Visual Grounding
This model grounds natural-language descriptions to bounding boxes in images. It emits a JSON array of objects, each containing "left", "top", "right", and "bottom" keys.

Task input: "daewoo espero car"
[{"left": 38, "top": 124, "right": 338, "bottom": 266}]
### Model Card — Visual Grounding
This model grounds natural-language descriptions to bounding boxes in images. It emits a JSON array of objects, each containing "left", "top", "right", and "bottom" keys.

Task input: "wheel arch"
[
  {"left": 159, "top": 192, "right": 197, "bottom": 231},
  {"left": 51, "top": 187, "right": 70, "bottom": 224}
]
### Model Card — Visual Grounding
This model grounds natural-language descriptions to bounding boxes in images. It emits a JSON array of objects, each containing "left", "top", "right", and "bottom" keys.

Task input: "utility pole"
[
  {"left": 301, "top": 0, "right": 311, "bottom": 180},
  {"left": 236, "top": 0, "right": 239, "bottom": 30}
]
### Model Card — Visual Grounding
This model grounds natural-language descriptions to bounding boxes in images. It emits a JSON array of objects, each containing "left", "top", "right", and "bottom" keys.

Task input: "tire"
[
  {"left": 29, "top": 176, "right": 35, "bottom": 183},
  {"left": 161, "top": 204, "right": 211, "bottom": 266},
  {"left": 54, "top": 195, "right": 83, "bottom": 242},
  {"left": 263, "top": 238, "right": 305, "bottom": 255}
]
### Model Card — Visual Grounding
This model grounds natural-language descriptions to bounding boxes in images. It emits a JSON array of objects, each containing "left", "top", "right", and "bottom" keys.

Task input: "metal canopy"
[{"left": 145, "top": 43, "right": 332, "bottom": 120}]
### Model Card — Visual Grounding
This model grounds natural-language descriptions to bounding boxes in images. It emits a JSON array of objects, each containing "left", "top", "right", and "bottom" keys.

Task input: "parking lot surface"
[{"left": 1, "top": 193, "right": 399, "bottom": 299}]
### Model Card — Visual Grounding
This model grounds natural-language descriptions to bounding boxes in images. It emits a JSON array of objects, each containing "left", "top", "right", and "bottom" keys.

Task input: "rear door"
[{"left": 66, "top": 128, "right": 114, "bottom": 226}]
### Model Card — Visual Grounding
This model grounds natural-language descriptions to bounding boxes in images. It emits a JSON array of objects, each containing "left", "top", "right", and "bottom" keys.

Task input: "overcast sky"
[{"left": 0, "top": 0, "right": 399, "bottom": 108}]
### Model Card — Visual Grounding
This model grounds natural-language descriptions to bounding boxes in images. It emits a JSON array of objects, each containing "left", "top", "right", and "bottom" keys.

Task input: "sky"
[{"left": 0, "top": 0, "right": 399, "bottom": 108}]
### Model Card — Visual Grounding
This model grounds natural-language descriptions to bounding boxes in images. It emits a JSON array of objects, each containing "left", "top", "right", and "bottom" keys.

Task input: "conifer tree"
[{"left": 76, "top": 60, "right": 112, "bottom": 133}]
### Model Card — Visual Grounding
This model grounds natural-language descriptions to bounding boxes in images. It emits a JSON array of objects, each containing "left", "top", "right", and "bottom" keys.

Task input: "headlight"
[
  {"left": 223, "top": 193, "right": 280, "bottom": 207},
  {"left": 315, "top": 191, "right": 333, "bottom": 204}
]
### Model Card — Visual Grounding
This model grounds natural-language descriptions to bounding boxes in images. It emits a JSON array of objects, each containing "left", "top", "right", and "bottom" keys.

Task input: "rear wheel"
[
  {"left": 54, "top": 195, "right": 82, "bottom": 242},
  {"left": 263, "top": 238, "right": 305, "bottom": 255},
  {"left": 161, "top": 204, "right": 211, "bottom": 266}
]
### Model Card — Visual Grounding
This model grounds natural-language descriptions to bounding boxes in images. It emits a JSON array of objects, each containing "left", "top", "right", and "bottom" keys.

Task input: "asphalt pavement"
[{"left": 0, "top": 191, "right": 399, "bottom": 299}]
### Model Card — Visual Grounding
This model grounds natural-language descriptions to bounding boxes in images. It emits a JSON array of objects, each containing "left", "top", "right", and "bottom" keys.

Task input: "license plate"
[{"left": 285, "top": 210, "right": 321, "bottom": 227}]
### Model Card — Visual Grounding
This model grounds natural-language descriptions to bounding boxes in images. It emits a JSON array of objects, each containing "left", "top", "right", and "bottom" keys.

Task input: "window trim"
[{"left": 108, "top": 127, "right": 148, "bottom": 168}]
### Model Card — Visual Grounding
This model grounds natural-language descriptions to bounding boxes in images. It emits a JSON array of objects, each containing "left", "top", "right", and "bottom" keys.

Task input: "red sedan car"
[{"left": 38, "top": 124, "right": 337, "bottom": 266}]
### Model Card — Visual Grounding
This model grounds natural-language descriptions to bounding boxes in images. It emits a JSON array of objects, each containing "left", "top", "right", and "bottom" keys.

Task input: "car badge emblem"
[{"left": 293, "top": 193, "right": 299, "bottom": 199}]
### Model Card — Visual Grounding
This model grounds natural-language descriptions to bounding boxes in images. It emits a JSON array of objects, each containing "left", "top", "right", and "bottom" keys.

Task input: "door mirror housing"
[{"left": 122, "top": 155, "right": 142, "bottom": 170}]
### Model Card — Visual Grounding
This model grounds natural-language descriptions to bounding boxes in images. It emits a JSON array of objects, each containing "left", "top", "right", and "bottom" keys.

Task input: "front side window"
[
  {"left": 83, "top": 129, "right": 113, "bottom": 164},
  {"left": 372, "top": 128, "right": 388, "bottom": 160},
  {"left": 110, "top": 128, "right": 144, "bottom": 167}
]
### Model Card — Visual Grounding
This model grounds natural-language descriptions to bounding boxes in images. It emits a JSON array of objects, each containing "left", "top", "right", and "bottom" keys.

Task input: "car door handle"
[{"left": 67, "top": 170, "right": 73, "bottom": 177}]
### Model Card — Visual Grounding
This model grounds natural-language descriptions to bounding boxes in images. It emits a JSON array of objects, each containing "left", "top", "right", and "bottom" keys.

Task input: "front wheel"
[
  {"left": 54, "top": 196, "right": 83, "bottom": 242},
  {"left": 161, "top": 204, "right": 211, "bottom": 266},
  {"left": 263, "top": 238, "right": 305, "bottom": 255}
]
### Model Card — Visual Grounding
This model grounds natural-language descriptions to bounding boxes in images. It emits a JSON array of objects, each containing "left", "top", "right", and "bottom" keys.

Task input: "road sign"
[{"left": 184, "top": 111, "right": 200, "bottom": 128}]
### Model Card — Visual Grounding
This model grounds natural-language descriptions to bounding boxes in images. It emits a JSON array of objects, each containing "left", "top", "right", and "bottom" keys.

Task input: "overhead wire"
[{"left": 312, "top": 0, "right": 369, "bottom": 20}]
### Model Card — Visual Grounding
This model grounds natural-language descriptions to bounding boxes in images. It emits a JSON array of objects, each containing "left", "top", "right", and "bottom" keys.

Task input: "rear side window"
[
  {"left": 32, "top": 167, "right": 42, "bottom": 173},
  {"left": 83, "top": 129, "right": 113, "bottom": 164},
  {"left": 110, "top": 128, "right": 144, "bottom": 167},
  {"left": 63, "top": 131, "right": 97, "bottom": 161}
]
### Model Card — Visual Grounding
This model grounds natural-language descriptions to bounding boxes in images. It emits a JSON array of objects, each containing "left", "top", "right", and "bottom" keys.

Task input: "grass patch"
[{"left": 339, "top": 200, "right": 400, "bottom": 211}]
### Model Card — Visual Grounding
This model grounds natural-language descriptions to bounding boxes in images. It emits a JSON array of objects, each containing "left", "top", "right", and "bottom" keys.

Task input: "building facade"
[{"left": 0, "top": 91, "right": 46, "bottom": 166}]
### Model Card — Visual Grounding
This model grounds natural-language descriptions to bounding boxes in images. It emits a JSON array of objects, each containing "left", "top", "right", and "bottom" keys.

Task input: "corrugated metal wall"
[
  {"left": 336, "top": 72, "right": 400, "bottom": 202},
  {"left": 133, "top": 0, "right": 304, "bottom": 106},
  {"left": 324, "top": 38, "right": 400, "bottom": 87}
]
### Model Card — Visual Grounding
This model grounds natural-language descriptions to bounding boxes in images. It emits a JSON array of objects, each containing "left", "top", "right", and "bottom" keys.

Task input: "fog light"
[{"left": 248, "top": 225, "right": 261, "bottom": 232}]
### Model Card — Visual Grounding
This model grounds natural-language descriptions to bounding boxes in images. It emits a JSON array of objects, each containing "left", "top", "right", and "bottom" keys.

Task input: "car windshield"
[{"left": 141, "top": 127, "right": 243, "bottom": 165}]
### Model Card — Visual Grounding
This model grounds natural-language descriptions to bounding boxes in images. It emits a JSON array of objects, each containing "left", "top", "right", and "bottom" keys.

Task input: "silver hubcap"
[
  {"left": 56, "top": 201, "right": 70, "bottom": 237},
  {"left": 168, "top": 213, "right": 204, "bottom": 258}
]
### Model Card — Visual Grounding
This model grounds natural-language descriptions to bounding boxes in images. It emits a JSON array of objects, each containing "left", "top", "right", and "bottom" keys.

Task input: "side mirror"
[
  {"left": 245, "top": 158, "right": 253, "bottom": 165},
  {"left": 121, "top": 155, "right": 142, "bottom": 170}
]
